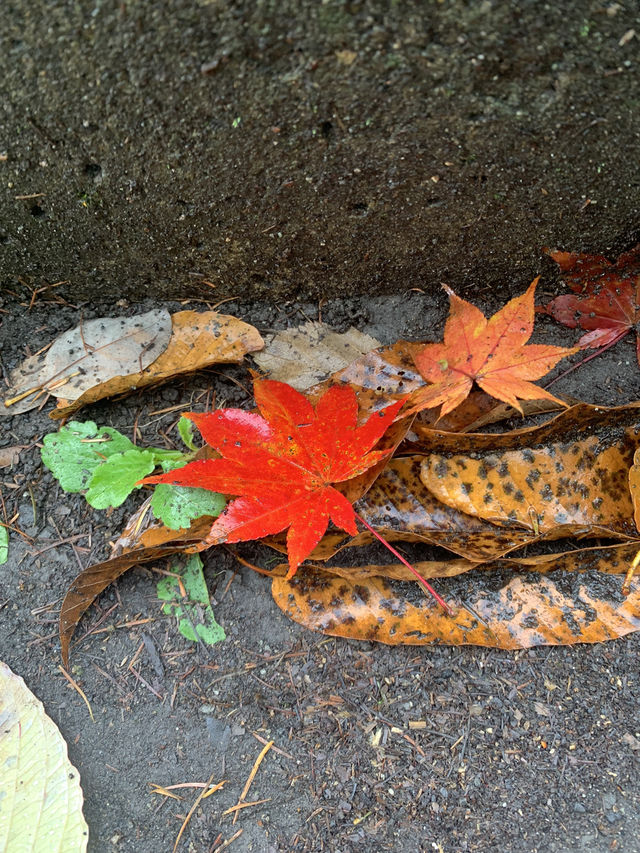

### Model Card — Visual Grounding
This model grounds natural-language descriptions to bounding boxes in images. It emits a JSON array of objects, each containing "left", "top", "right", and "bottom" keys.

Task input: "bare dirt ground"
[{"left": 1, "top": 283, "right": 640, "bottom": 853}]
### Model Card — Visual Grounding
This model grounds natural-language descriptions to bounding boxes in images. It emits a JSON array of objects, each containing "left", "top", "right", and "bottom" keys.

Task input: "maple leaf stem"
[
  {"left": 543, "top": 335, "right": 623, "bottom": 389},
  {"left": 354, "top": 512, "right": 453, "bottom": 616}
]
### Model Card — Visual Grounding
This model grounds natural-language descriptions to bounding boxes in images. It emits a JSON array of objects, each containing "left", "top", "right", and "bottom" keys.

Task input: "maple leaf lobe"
[{"left": 140, "top": 379, "right": 404, "bottom": 578}]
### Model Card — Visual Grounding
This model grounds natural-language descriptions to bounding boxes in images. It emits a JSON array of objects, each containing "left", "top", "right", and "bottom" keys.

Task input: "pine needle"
[
  {"left": 58, "top": 665, "right": 94, "bottom": 722},
  {"left": 172, "top": 773, "right": 224, "bottom": 852},
  {"left": 222, "top": 797, "right": 271, "bottom": 817},
  {"left": 230, "top": 740, "right": 273, "bottom": 825}
]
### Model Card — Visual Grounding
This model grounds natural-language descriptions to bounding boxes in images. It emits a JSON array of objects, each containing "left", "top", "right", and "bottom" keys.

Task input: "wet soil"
[
  {"left": 2, "top": 0, "right": 640, "bottom": 301},
  {"left": 0, "top": 284, "right": 639, "bottom": 853}
]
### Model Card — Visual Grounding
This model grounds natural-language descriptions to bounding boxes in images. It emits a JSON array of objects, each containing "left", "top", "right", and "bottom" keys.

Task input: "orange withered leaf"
[
  {"left": 405, "top": 279, "right": 577, "bottom": 418},
  {"left": 59, "top": 508, "right": 215, "bottom": 667},
  {"left": 271, "top": 551, "right": 640, "bottom": 649}
]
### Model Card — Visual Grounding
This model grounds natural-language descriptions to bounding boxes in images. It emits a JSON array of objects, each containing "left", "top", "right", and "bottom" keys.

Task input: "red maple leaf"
[
  {"left": 141, "top": 379, "right": 451, "bottom": 612},
  {"left": 405, "top": 279, "right": 576, "bottom": 418},
  {"left": 543, "top": 245, "right": 640, "bottom": 363},
  {"left": 141, "top": 379, "right": 407, "bottom": 578}
]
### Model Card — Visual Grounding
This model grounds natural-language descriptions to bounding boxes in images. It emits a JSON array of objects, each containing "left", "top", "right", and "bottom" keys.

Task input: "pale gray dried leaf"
[
  {"left": 622, "top": 732, "right": 640, "bottom": 751},
  {"left": 1, "top": 351, "right": 49, "bottom": 416},
  {"left": 2, "top": 310, "right": 172, "bottom": 414},
  {"left": 45, "top": 309, "right": 172, "bottom": 399},
  {"left": 0, "top": 445, "right": 22, "bottom": 467},
  {"left": 253, "top": 321, "right": 380, "bottom": 391}
]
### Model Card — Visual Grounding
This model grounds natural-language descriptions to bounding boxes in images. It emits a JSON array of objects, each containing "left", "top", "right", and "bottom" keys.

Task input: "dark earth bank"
[
  {"left": 2, "top": 0, "right": 640, "bottom": 302},
  {"left": 0, "top": 284, "right": 639, "bottom": 853}
]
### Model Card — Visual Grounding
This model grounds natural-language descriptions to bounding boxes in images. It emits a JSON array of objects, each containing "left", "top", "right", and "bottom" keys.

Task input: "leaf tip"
[
  {"left": 441, "top": 283, "right": 455, "bottom": 299},
  {"left": 285, "top": 563, "right": 298, "bottom": 581}
]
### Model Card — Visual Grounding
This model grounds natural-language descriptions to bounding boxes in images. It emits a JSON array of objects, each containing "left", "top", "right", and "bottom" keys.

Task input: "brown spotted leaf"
[
  {"left": 500, "top": 542, "right": 640, "bottom": 576},
  {"left": 629, "top": 448, "right": 640, "bottom": 533},
  {"left": 265, "top": 455, "right": 536, "bottom": 564},
  {"left": 274, "top": 541, "right": 640, "bottom": 584},
  {"left": 353, "top": 456, "right": 536, "bottom": 562},
  {"left": 420, "top": 403, "right": 640, "bottom": 537},
  {"left": 458, "top": 397, "right": 568, "bottom": 434},
  {"left": 272, "top": 556, "right": 479, "bottom": 584},
  {"left": 265, "top": 404, "right": 640, "bottom": 566},
  {"left": 273, "top": 545, "right": 640, "bottom": 648},
  {"left": 411, "top": 400, "right": 640, "bottom": 454},
  {"left": 265, "top": 453, "right": 559, "bottom": 564}
]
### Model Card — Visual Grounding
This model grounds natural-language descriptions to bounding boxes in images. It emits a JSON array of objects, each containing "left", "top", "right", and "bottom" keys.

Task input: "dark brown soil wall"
[{"left": 2, "top": 0, "right": 639, "bottom": 301}]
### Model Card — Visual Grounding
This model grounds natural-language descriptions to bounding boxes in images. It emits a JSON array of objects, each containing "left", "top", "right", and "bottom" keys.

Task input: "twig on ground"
[
  {"left": 212, "top": 829, "right": 243, "bottom": 852},
  {"left": 251, "top": 730, "right": 294, "bottom": 760}
]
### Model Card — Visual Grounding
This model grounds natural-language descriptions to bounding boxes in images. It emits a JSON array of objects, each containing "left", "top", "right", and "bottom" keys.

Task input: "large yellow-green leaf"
[{"left": 0, "top": 661, "right": 88, "bottom": 851}]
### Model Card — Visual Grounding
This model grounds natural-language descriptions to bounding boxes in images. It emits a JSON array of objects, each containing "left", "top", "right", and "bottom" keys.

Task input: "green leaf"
[
  {"left": 41, "top": 419, "right": 194, "bottom": 511},
  {"left": 0, "top": 527, "right": 7, "bottom": 565},
  {"left": 149, "top": 448, "right": 188, "bottom": 469},
  {"left": 156, "top": 554, "right": 225, "bottom": 645},
  {"left": 156, "top": 452, "right": 192, "bottom": 473},
  {"left": 151, "top": 484, "right": 225, "bottom": 530},
  {"left": 0, "top": 660, "right": 89, "bottom": 851},
  {"left": 41, "top": 420, "right": 135, "bottom": 492},
  {"left": 178, "top": 416, "right": 197, "bottom": 451},
  {"left": 85, "top": 449, "right": 157, "bottom": 509}
]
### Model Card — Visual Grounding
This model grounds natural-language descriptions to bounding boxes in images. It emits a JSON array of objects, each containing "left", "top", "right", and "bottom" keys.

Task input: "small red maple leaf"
[
  {"left": 405, "top": 278, "right": 577, "bottom": 419},
  {"left": 140, "top": 379, "right": 405, "bottom": 578},
  {"left": 543, "top": 245, "right": 640, "bottom": 363}
]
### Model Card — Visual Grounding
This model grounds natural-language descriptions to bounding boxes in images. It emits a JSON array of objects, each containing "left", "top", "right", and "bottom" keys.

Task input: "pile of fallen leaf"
[{"left": 6, "top": 247, "right": 640, "bottom": 662}]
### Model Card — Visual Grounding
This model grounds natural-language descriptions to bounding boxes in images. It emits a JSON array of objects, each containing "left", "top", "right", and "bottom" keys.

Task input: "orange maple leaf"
[{"left": 405, "top": 278, "right": 577, "bottom": 418}]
